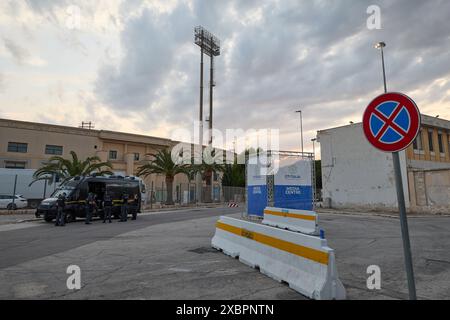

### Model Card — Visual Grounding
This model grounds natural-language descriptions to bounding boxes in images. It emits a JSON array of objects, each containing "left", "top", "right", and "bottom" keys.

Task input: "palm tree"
[
  {"left": 136, "top": 148, "right": 186, "bottom": 205},
  {"left": 221, "top": 162, "right": 245, "bottom": 187},
  {"left": 195, "top": 150, "right": 225, "bottom": 202},
  {"left": 32, "top": 151, "right": 113, "bottom": 184}
]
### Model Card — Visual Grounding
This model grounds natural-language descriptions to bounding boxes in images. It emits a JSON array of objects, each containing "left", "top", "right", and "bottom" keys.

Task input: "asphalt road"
[
  {"left": 0, "top": 207, "right": 449, "bottom": 300},
  {"left": 0, "top": 206, "right": 241, "bottom": 269}
]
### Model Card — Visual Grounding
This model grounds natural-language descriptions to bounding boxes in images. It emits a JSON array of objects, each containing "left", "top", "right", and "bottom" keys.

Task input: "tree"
[
  {"left": 221, "top": 162, "right": 245, "bottom": 187},
  {"left": 198, "top": 149, "right": 226, "bottom": 202},
  {"left": 136, "top": 148, "right": 186, "bottom": 205},
  {"left": 223, "top": 148, "right": 262, "bottom": 188},
  {"left": 315, "top": 160, "right": 322, "bottom": 190},
  {"left": 32, "top": 151, "right": 113, "bottom": 184}
]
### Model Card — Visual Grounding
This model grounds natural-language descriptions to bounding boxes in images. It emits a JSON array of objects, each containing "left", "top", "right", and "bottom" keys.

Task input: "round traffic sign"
[{"left": 363, "top": 92, "right": 421, "bottom": 152}]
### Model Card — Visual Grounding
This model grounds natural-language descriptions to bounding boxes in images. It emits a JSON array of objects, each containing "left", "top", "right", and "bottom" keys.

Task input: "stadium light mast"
[
  {"left": 195, "top": 26, "right": 220, "bottom": 146},
  {"left": 194, "top": 26, "right": 220, "bottom": 203}
]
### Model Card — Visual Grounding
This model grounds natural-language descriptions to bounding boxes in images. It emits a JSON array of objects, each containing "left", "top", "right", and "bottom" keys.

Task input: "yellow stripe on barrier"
[
  {"left": 216, "top": 221, "right": 328, "bottom": 265},
  {"left": 264, "top": 209, "right": 316, "bottom": 221}
]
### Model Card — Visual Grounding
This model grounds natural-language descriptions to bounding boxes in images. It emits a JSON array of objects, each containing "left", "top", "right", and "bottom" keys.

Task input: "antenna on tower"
[{"left": 79, "top": 121, "right": 95, "bottom": 130}]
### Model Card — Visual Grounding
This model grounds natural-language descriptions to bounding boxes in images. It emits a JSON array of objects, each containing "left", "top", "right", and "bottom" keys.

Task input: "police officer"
[
  {"left": 103, "top": 191, "right": 113, "bottom": 223},
  {"left": 119, "top": 192, "right": 129, "bottom": 222},
  {"left": 85, "top": 192, "right": 96, "bottom": 225},
  {"left": 55, "top": 192, "right": 67, "bottom": 226},
  {"left": 131, "top": 194, "right": 139, "bottom": 220}
]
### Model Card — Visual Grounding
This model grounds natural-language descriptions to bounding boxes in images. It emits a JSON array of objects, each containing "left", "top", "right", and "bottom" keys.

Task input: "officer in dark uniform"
[
  {"left": 131, "top": 193, "right": 139, "bottom": 220},
  {"left": 119, "top": 192, "right": 129, "bottom": 222},
  {"left": 103, "top": 191, "right": 113, "bottom": 223},
  {"left": 55, "top": 192, "right": 67, "bottom": 226},
  {"left": 85, "top": 192, "right": 96, "bottom": 225}
]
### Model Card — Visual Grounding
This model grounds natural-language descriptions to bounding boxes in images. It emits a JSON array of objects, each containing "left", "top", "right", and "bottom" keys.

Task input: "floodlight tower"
[
  {"left": 195, "top": 26, "right": 220, "bottom": 202},
  {"left": 195, "top": 26, "right": 220, "bottom": 146}
]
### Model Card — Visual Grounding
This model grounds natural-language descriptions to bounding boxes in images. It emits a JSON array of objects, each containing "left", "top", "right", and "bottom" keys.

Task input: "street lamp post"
[
  {"left": 311, "top": 138, "right": 317, "bottom": 205},
  {"left": 374, "top": 42, "right": 387, "bottom": 93},
  {"left": 295, "top": 110, "right": 303, "bottom": 154},
  {"left": 374, "top": 41, "right": 417, "bottom": 300}
]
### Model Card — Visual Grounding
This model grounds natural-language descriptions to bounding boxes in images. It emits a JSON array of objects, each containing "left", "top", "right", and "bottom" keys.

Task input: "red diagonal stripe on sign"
[{"left": 373, "top": 104, "right": 408, "bottom": 140}]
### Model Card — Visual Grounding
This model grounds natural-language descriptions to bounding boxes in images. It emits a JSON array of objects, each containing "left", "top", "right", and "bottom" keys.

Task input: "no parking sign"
[{"left": 363, "top": 92, "right": 421, "bottom": 152}]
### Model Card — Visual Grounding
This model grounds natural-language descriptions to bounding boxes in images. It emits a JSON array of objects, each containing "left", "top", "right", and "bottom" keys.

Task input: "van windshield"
[
  {"left": 61, "top": 180, "right": 80, "bottom": 188},
  {"left": 51, "top": 188, "right": 75, "bottom": 198}
]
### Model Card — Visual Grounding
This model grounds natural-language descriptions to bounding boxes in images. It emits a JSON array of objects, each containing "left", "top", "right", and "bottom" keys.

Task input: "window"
[
  {"left": 437, "top": 132, "right": 444, "bottom": 154},
  {"left": 7, "top": 142, "right": 27, "bottom": 153},
  {"left": 5, "top": 161, "right": 26, "bottom": 169},
  {"left": 109, "top": 150, "right": 118, "bottom": 160},
  {"left": 134, "top": 153, "right": 140, "bottom": 161},
  {"left": 412, "top": 131, "right": 423, "bottom": 151},
  {"left": 428, "top": 130, "right": 434, "bottom": 152},
  {"left": 45, "top": 145, "right": 63, "bottom": 155}
]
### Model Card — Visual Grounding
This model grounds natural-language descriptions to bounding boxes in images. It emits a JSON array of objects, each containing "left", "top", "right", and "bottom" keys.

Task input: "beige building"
[
  {"left": 0, "top": 118, "right": 222, "bottom": 202},
  {"left": 406, "top": 115, "right": 450, "bottom": 212}
]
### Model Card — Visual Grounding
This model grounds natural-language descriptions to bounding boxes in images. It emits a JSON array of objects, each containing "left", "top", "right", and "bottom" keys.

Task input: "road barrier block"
[
  {"left": 262, "top": 207, "right": 319, "bottom": 235},
  {"left": 211, "top": 216, "right": 346, "bottom": 300}
]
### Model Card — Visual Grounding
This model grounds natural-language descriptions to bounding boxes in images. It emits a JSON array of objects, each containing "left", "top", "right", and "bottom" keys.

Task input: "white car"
[{"left": 0, "top": 194, "right": 28, "bottom": 210}]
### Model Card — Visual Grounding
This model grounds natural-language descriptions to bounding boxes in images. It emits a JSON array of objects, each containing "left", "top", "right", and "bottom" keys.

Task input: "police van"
[{"left": 36, "top": 175, "right": 145, "bottom": 222}]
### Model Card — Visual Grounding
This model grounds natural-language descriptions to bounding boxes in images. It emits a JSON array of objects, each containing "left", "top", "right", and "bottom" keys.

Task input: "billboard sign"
[
  {"left": 246, "top": 155, "right": 267, "bottom": 217},
  {"left": 274, "top": 158, "right": 313, "bottom": 211}
]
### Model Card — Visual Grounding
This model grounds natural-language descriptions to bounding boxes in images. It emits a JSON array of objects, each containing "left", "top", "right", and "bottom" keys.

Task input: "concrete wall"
[
  {"left": 409, "top": 169, "right": 450, "bottom": 214},
  {"left": 317, "top": 123, "right": 409, "bottom": 211}
]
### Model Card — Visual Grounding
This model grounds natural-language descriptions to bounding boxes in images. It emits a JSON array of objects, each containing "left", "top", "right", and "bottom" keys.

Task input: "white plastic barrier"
[
  {"left": 262, "top": 207, "right": 319, "bottom": 235},
  {"left": 211, "top": 216, "right": 346, "bottom": 300}
]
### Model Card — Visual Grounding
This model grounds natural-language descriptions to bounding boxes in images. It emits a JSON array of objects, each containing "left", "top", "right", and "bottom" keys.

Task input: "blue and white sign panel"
[
  {"left": 247, "top": 155, "right": 267, "bottom": 217},
  {"left": 274, "top": 158, "right": 313, "bottom": 211}
]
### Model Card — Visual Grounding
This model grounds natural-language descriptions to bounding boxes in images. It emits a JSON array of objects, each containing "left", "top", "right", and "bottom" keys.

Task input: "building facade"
[
  {"left": 0, "top": 118, "right": 223, "bottom": 203},
  {"left": 317, "top": 114, "right": 450, "bottom": 213}
]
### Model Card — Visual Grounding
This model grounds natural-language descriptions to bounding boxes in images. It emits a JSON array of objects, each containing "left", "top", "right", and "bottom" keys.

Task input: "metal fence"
[{"left": 144, "top": 183, "right": 245, "bottom": 206}]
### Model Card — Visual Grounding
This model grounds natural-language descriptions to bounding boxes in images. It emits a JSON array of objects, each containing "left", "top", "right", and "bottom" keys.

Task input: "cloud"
[
  {"left": 90, "top": 0, "right": 450, "bottom": 151},
  {"left": 2, "top": 0, "right": 450, "bottom": 153},
  {"left": 2, "top": 37, "right": 46, "bottom": 66},
  {"left": 2, "top": 37, "right": 31, "bottom": 65}
]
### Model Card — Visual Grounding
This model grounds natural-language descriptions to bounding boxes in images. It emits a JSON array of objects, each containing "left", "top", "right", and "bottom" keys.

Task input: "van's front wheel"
[{"left": 65, "top": 211, "right": 76, "bottom": 223}]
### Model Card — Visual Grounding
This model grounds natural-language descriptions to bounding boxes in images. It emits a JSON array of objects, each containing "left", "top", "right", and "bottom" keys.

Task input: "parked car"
[{"left": 0, "top": 194, "right": 28, "bottom": 210}]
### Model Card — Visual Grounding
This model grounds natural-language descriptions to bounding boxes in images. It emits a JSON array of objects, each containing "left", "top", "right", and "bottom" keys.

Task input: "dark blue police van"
[{"left": 36, "top": 175, "right": 144, "bottom": 222}]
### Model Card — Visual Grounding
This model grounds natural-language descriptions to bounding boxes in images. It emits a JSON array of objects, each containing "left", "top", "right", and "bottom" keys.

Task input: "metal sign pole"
[
  {"left": 375, "top": 42, "right": 417, "bottom": 300},
  {"left": 267, "top": 150, "right": 274, "bottom": 208},
  {"left": 392, "top": 152, "right": 417, "bottom": 299}
]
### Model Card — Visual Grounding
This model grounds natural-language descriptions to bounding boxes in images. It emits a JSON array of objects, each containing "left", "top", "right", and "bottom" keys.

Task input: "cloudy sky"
[{"left": 1, "top": 0, "right": 449, "bottom": 156}]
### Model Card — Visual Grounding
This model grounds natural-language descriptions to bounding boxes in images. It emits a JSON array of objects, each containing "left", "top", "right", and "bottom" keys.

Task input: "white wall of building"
[{"left": 317, "top": 123, "right": 409, "bottom": 211}]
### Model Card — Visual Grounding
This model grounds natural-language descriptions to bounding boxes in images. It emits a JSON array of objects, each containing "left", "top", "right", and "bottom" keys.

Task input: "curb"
[
  {"left": 316, "top": 208, "right": 450, "bottom": 219},
  {"left": 3, "top": 204, "right": 242, "bottom": 225},
  {"left": 0, "top": 209, "right": 36, "bottom": 216}
]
